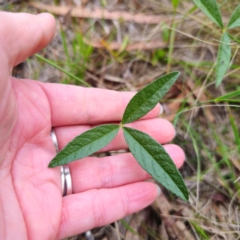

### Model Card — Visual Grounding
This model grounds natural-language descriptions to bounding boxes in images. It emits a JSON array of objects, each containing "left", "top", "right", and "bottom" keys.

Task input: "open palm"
[{"left": 0, "top": 12, "right": 185, "bottom": 240}]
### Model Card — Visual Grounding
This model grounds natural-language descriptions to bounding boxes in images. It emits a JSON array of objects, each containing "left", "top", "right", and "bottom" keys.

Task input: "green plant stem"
[
  {"left": 35, "top": 53, "right": 91, "bottom": 87},
  {"left": 166, "top": 22, "right": 177, "bottom": 73},
  {"left": 228, "top": 107, "right": 240, "bottom": 155},
  {"left": 189, "top": 129, "right": 201, "bottom": 213},
  {"left": 173, "top": 101, "right": 240, "bottom": 123},
  {"left": 60, "top": 25, "right": 70, "bottom": 66}
]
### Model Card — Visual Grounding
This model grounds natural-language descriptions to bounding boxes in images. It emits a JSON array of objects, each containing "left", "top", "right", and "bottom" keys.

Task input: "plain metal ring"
[
  {"left": 60, "top": 166, "right": 65, "bottom": 196},
  {"left": 51, "top": 129, "right": 93, "bottom": 238},
  {"left": 51, "top": 128, "right": 72, "bottom": 197},
  {"left": 50, "top": 129, "right": 59, "bottom": 152},
  {"left": 85, "top": 231, "right": 94, "bottom": 240},
  {"left": 63, "top": 165, "right": 73, "bottom": 196}
]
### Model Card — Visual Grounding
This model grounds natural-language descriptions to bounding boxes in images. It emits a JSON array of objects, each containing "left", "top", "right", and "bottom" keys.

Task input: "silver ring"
[
  {"left": 51, "top": 129, "right": 73, "bottom": 197},
  {"left": 50, "top": 129, "right": 59, "bottom": 152},
  {"left": 60, "top": 166, "right": 65, "bottom": 196},
  {"left": 63, "top": 165, "right": 72, "bottom": 196}
]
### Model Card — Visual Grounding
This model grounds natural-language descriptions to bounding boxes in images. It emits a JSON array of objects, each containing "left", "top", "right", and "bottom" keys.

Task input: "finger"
[
  {"left": 57, "top": 182, "right": 159, "bottom": 239},
  {"left": 39, "top": 83, "right": 162, "bottom": 125},
  {"left": 54, "top": 118, "right": 174, "bottom": 151},
  {"left": 69, "top": 144, "right": 185, "bottom": 193},
  {"left": 0, "top": 12, "right": 55, "bottom": 68}
]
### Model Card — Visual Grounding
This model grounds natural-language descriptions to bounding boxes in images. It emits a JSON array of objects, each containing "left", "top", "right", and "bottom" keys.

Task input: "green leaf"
[
  {"left": 172, "top": 0, "right": 179, "bottom": 10},
  {"left": 122, "top": 71, "right": 180, "bottom": 124},
  {"left": 215, "top": 89, "right": 240, "bottom": 102},
  {"left": 123, "top": 127, "right": 189, "bottom": 201},
  {"left": 213, "top": 99, "right": 240, "bottom": 103},
  {"left": 216, "top": 32, "right": 231, "bottom": 87},
  {"left": 192, "top": 0, "right": 223, "bottom": 28},
  {"left": 228, "top": 33, "right": 240, "bottom": 44},
  {"left": 229, "top": 115, "right": 240, "bottom": 155},
  {"left": 227, "top": 5, "right": 240, "bottom": 29},
  {"left": 49, "top": 124, "right": 120, "bottom": 167}
]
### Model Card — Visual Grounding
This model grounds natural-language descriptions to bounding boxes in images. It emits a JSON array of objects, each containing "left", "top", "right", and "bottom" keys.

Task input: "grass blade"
[
  {"left": 228, "top": 33, "right": 240, "bottom": 44},
  {"left": 229, "top": 114, "right": 240, "bottom": 154},
  {"left": 35, "top": 53, "right": 91, "bottom": 87},
  {"left": 172, "top": 0, "right": 179, "bottom": 10},
  {"left": 216, "top": 32, "right": 231, "bottom": 87},
  {"left": 123, "top": 127, "right": 188, "bottom": 201},
  {"left": 192, "top": 0, "right": 223, "bottom": 28},
  {"left": 227, "top": 5, "right": 240, "bottom": 29},
  {"left": 122, "top": 72, "right": 180, "bottom": 124},
  {"left": 49, "top": 124, "right": 120, "bottom": 167},
  {"left": 215, "top": 89, "right": 240, "bottom": 102}
]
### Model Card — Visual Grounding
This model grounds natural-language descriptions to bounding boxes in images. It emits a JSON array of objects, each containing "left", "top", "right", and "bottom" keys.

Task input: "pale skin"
[{"left": 0, "top": 12, "right": 185, "bottom": 240}]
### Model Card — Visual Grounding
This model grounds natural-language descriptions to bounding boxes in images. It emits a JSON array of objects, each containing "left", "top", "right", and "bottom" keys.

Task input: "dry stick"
[
  {"left": 228, "top": 189, "right": 240, "bottom": 224},
  {"left": 83, "top": 39, "right": 167, "bottom": 51},
  {"left": 30, "top": 2, "right": 171, "bottom": 24},
  {"left": 168, "top": 29, "right": 237, "bottom": 48},
  {"left": 158, "top": 1, "right": 219, "bottom": 35},
  {"left": 206, "top": 65, "right": 240, "bottom": 89},
  {"left": 184, "top": 61, "right": 216, "bottom": 139},
  {"left": 167, "top": 27, "right": 221, "bottom": 46},
  {"left": 224, "top": 45, "right": 239, "bottom": 78},
  {"left": 32, "top": 3, "right": 219, "bottom": 52},
  {"left": 160, "top": 213, "right": 240, "bottom": 228},
  {"left": 114, "top": 221, "right": 121, "bottom": 240}
]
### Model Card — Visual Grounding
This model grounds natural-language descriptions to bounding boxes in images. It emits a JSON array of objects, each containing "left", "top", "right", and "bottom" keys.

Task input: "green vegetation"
[
  {"left": 49, "top": 72, "right": 189, "bottom": 201},
  {"left": 192, "top": 0, "right": 240, "bottom": 86}
]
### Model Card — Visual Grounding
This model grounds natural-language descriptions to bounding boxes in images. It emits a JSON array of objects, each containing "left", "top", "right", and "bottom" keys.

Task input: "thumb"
[
  {"left": 0, "top": 12, "right": 56, "bottom": 68},
  {"left": 0, "top": 12, "right": 55, "bottom": 165}
]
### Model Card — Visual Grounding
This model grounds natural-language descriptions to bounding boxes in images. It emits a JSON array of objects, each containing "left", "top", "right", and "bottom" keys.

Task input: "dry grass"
[{"left": 3, "top": 0, "right": 240, "bottom": 239}]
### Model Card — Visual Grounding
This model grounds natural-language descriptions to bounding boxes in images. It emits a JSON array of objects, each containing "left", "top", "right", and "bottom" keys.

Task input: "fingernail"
[
  {"left": 156, "top": 185, "right": 162, "bottom": 196},
  {"left": 159, "top": 103, "right": 164, "bottom": 115}
]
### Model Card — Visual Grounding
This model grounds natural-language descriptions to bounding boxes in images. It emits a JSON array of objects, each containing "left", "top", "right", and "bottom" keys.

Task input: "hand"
[{"left": 0, "top": 12, "right": 185, "bottom": 239}]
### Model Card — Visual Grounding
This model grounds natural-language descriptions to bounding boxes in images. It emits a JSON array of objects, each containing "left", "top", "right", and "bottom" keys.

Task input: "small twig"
[
  {"left": 184, "top": 61, "right": 216, "bottom": 139},
  {"left": 83, "top": 39, "right": 167, "bottom": 51},
  {"left": 228, "top": 189, "right": 240, "bottom": 223},
  {"left": 114, "top": 221, "right": 121, "bottom": 240},
  {"left": 168, "top": 27, "right": 221, "bottom": 46},
  {"left": 30, "top": 2, "right": 172, "bottom": 24}
]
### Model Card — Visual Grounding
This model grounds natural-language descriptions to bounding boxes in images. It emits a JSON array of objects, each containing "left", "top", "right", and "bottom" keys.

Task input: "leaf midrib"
[
  {"left": 123, "top": 78, "right": 171, "bottom": 123},
  {"left": 125, "top": 128, "right": 183, "bottom": 189},
  {"left": 57, "top": 125, "right": 118, "bottom": 160}
]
